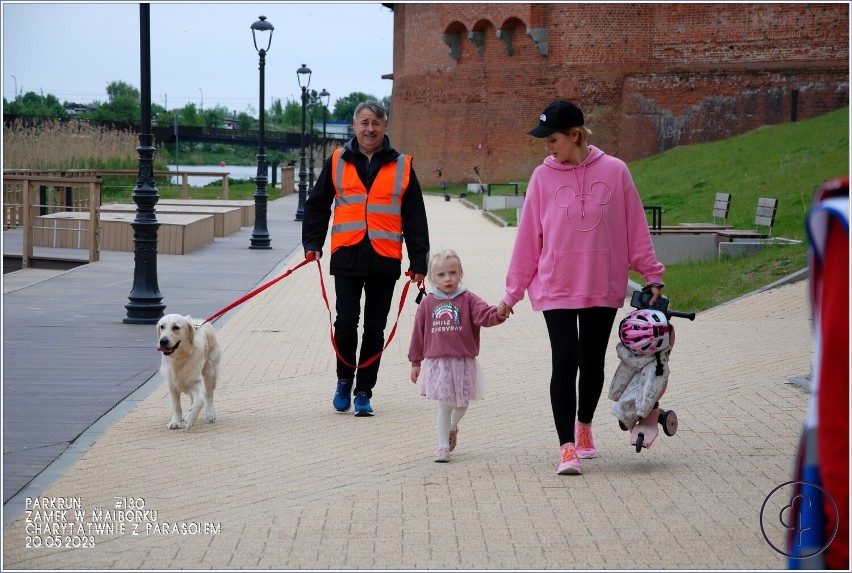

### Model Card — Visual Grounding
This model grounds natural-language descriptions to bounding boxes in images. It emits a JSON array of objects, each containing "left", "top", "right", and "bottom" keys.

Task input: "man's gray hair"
[{"left": 353, "top": 100, "right": 387, "bottom": 121}]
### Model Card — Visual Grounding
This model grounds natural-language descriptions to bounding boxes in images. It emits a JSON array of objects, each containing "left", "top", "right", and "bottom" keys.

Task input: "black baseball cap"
[{"left": 527, "top": 100, "right": 584, "bottom": 137}]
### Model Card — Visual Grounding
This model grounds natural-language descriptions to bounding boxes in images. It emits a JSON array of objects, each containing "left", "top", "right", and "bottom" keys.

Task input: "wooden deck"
[
  {"left": 100, "top": 203, "right": 242, "bottom": 237},
  {"left": 157, "top": 199, "right": 256, "bottom": 227},
  {"left": 33, "top": 212, "right": 215, "bottom": 255}
]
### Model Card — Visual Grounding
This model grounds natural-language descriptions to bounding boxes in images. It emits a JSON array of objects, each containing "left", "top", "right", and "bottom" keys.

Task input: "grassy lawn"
[{"left": 423, "top": 108, "right": 848, "bottom": 311}]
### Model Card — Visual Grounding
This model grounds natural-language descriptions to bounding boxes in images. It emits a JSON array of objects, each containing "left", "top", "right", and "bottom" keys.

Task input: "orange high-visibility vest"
[{"left": 329, "top": 148, "right": 412, "bottom": 260}]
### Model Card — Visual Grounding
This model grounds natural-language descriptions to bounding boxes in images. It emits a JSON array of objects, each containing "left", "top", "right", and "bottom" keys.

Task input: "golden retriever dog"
[{"left": 156, "top": 314, "right": 221, "bottom": 430}]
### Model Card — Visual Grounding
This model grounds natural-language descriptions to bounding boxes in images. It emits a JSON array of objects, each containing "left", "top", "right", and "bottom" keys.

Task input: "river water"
[{"left": 167, "top": 164, "right": 264, "bottom": 187}]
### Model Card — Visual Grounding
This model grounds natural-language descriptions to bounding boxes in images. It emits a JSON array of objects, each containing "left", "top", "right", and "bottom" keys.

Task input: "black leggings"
[{"left": 543, "top": 307, "right": 618, "bottom": 446}]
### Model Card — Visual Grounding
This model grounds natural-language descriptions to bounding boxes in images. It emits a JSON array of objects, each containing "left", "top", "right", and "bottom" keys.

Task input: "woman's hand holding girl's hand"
[
  {"left": 410, "top": 366, "right": 420, "bottom": 384},
  {"left": 497, "top": 301, "right": 514, "bottom": 321}
]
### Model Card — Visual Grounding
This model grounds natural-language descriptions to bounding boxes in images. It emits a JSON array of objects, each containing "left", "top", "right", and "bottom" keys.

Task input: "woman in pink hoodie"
[{"left": 498, "top": 100, "right": 665, "bottom": 476}]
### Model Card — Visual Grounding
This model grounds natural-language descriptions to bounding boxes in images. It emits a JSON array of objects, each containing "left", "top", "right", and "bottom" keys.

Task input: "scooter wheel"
[
  {"left": 635, "top": 433, "right": 644, "bottom": 453},
  {"left": 618, "top": 420, "right": 628, "bottom": 431},
  {"left": 662, "top": 410, "right": 678, "bottom": 437}
]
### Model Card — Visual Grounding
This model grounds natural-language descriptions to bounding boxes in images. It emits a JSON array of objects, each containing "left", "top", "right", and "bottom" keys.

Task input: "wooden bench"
[
  {"left": 715, "top": 197, "right": 778, "bottom": 241},
  {"left": 100, "top": 203, "right": 241, "bottom": 237},
  {"left": 666, "top": 192, "right": 733, "bottom": 230},
  {"left": 486, "top": 182, "right": 520, "bottom": 196},
  {"left": 32, "top": 212, "right": 215, "bottom": 255},
  {"left": 644, "top": 205, "right": 663, "bottom": 230},
  {"left": 157, "top": 199, "right": 256, "bottom": 227}
]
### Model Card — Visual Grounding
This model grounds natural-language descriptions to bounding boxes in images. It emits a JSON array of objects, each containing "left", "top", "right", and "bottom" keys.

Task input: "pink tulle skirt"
[{"left": 417, "top": 356, "right": 485, "bottom": 407}]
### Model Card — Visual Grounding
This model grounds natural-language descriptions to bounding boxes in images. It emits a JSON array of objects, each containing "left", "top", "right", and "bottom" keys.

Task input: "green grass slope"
[
  {"left": 630, "top": 107, "right": 849, "bottom": 241},
  {"left": 627, "top": 108, "right": 848, "bottom": 310}
]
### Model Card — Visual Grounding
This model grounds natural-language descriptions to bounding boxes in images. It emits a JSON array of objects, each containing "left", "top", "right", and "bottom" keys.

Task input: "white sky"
[{"left": 1, "top": 1, "right": 395, "bottom": 113}]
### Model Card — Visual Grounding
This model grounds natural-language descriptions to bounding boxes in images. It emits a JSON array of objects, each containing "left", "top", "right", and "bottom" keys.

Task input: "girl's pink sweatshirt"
[
  {"left": 502, "top": 146, "right": 665, "bottom": 311},
  {"left": 408, "top": 289, "right": 505, "bottom": 367}
]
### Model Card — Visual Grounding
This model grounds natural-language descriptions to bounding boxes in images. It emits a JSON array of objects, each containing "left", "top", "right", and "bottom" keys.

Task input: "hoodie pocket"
[{"left": 547, "top": 249, "right": 610, "bottom": 298}]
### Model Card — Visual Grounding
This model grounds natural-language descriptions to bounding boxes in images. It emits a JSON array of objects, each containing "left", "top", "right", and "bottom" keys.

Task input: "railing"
[
  {"left": 97, "top": 170, "right": 230, "bottom": 199},
  {"left": 3, "top": 115, "right": 348, "bottom": 151},
  {"left": 5, "top": 168, "right": 232, "bottom": 199},
  {"left": 3, "top": 174, "right": 101, "bottom": 268}
]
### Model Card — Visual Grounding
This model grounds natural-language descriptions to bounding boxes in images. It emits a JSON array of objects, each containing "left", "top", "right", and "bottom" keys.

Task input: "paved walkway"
[
  {"left": 2, "top": 194, "right": 303, "bottom": 506},
  {"left": 2, "top": 193, "right": 812, "bottom": 569}
]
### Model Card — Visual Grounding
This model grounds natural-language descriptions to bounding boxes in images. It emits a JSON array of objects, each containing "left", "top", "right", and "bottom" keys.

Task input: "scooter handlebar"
[
  {"left": 668, "top": 310, "right": 696, "bottom": 321},
  {"left": 630, "top": 290, "right": 695, "bottom": 321}
]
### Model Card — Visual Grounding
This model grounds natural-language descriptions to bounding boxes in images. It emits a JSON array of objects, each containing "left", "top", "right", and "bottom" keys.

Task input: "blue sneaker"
[
  {"left": 333, "top": 380, "right": 353, "bottom": 412},
  {"left": 353, "top": 392, "right": 374, "bottom": 417}
]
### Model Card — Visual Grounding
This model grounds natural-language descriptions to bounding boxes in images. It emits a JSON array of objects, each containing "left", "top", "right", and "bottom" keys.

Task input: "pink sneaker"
[
  {"left": 433, "top": 446, "right": 450, "bottom": 463},
  {"left": 575, "top": 422, "right": 598, "bottom": 459},
  {"left": 557, "top": 443, "right": 581, "bottom": 475}
]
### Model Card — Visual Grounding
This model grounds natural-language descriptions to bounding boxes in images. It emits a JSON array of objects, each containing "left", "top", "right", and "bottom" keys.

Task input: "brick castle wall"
[{"left": 385, "top": 3, "right": 849, "bottom": 185}]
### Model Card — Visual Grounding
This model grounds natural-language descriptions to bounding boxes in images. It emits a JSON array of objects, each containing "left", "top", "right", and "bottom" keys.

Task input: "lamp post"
[
  {"left": 319, "top": 88, "right": 330, "bottom": 162},
  {"left": 294, "top": 63, "right": 312, "bottom": 221},
  {"left": 124, "top": 2, "right": 165, "bottom": 324},
  {"left": 11, "top": 75, "right": 17, "bottom": 102},
  {"left": 307, "top": 99, "right": 316, "bottom": 193},
  {"left": 249, "top": 15, "right": 273, "bottom": 249}
]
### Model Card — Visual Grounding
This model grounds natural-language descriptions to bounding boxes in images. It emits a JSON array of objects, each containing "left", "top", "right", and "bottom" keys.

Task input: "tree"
[
  {"left": 236, "top": 110, "right": 258, "bottom": 131},
  {"left": 3, "top": 92, "right": 70, "bottom": 117},
  {"left": 176, "top": 103, "right": 203, "bottom": 127},
  {"left": 201, "top": 105, "right": 228, "bottom": 129},
  {"left": 105, "top": 80, "right": 140, "bottom": 103},
  {"left": 268, "top": 97, "right": 300, "bottom": 132},
  {"left": 88, "top": 81, "right": 141, "bottom": 122},
  {"left": 332, "top": 91, "right": 378, "bottom": 121}
]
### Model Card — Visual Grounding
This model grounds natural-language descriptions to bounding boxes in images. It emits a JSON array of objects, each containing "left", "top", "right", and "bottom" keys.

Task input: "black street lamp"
[
  {"left": 124, "top": 3, "right": 165, "bottom": 324},
  {"left": 294, "top": 64, "right": 312, "bottom": 221},
  {"left": 249, "top": 15, "right": 273, "bottom": 249},
  {"left": 307, "top": 98, "right": 317, "bottom": 193},
  {"left": 319, "top": 88, "right": 330, "bottom": 162}
]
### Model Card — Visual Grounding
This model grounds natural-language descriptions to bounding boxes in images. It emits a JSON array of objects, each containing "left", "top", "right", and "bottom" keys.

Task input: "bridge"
[{"left": 4, "top": 115, "right": 347, "bottom": 153}]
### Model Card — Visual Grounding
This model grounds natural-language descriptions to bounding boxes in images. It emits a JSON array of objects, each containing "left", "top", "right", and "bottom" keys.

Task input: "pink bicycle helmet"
[{"left": 619, "top": 309, "right": 671, "bottom": 355}]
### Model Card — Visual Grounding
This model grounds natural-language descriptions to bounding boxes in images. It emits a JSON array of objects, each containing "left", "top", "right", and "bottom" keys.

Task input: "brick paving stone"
[{"left": 2, "top": 194, "right": 812, "bottom": 570}]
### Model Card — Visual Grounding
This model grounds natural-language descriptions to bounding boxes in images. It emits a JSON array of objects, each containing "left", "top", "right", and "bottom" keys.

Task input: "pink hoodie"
[{"left": 503, "top": 145, "right": 664, "bottom": 311}]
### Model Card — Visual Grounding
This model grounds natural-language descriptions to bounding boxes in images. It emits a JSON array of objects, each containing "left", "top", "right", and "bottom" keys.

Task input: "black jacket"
[{"left": 302, "top": 135, "right": 430, "bottom": 278}]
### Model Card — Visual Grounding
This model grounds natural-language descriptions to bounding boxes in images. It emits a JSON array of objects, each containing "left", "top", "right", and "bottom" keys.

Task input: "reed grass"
[{"left": 2, "top": 118, "right": 146, "bottom": 170}]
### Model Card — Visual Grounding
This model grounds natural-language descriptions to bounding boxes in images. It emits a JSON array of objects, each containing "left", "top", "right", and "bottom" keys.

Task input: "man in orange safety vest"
[{"left": 303, "top": 100, "right": 430, "bottom": 417}]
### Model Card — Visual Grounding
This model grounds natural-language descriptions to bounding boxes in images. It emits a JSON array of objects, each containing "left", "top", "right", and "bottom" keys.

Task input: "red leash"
[
  {"left": 202, "top": 256, "right": 315, "bottom": 325},
  {"left": 316, "top": 265, "right": 420, "bottom": 369},
  {"left": 203, "top": 253, "right": 425, "bottom": 370}
]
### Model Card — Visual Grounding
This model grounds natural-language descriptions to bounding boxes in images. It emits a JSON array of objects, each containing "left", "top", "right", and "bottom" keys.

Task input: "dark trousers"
[
  {"left": 334, "top": 274, "right": 397, "bottom": 398},
  {"left": 543, "top": 307, "right": 618, "bottom": 446}
]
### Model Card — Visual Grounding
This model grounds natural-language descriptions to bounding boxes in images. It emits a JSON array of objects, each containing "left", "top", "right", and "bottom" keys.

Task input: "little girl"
[{"left": 408, "top": 249, "right": 509, "bottom": 462}]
